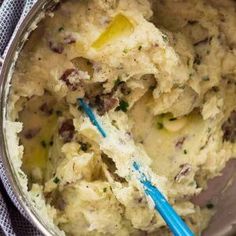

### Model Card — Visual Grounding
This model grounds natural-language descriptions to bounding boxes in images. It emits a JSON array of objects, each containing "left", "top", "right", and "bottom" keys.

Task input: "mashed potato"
[{"left": 6, "top": 0, "right": 236, "bottom": 235}]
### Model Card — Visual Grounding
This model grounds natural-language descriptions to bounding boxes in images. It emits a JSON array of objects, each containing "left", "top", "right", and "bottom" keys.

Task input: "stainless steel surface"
[{"left": 0, "top": 1, "right": 59, "bottom": 235}]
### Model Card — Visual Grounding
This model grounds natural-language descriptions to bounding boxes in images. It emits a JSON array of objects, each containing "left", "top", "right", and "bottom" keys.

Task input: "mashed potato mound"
[{"left": 6, "top": 0, "right": 236, "bottom": 235}]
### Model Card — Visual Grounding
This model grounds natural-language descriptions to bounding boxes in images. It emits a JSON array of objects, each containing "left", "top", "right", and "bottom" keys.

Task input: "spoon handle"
[{"left": 133, "top": 162, "right": 194, "bottom": 236}]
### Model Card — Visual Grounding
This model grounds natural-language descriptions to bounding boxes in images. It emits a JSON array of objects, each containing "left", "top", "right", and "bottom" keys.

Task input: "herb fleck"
[
  {"left": 149, "top": 85, "right": 156, "bottom": 91},
  {"left": 184, "top": 149, "right": 188, "bottom": 155},
  {"left": 123, "top": 48, "right": 128, "bottom": 54},
  {"left": 162, "top": 35, "right": 168, "bottom": 42},
  {"left": 114, "top": 77, "right": 121, "bottom": 87},
  {"left": 116, "top": 100, "right": 129, "bottom": 112},
  {"left": 40, "top": 140, "right": 47, "bottom": 148},
  {"left": 157, "top": 122, "right": 164, "bottom": 130},
  {"left": 58, "top": 27, "right": 64, "bottom": 32},
  {"left": 202, "top": 76, "right": 210, "bottom": 81},
  {"left": 194, "top": 54, "right": 201, "bottom": 65},
  {"left": 187, "top": 58, "right": 190, "bottom": 66},
  {"left": 138, "top": 45, "right": 142, "bottom": 51},
  {"left": 53, "top": 177, "right": 60, "bottom": 184},
  {"left": 189, "top": 181, "right": 195, "bottom": 186},
  {"left": 103, "top": 188, "right": 107, "bottom": 193}
]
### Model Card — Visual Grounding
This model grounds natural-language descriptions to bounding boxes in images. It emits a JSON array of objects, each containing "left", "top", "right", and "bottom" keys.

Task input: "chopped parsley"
[
  {"left": 189, "top": 181, "right": 195, "bottom": 186},
  {"left": 202, "top": 76, "right": 210, "bottom": 81},
  {"left": 116, "top": 100, "right": 129, "bottom": 112},
  {"left": 162, "top": 35, "right": 168, "bottom": 42},
  {"left": 114, "top": 77, "right": 121, "bottom": 87},
  {"left": 53, "top": 177, "right": 60, "bottom": 184},
  {"left": 187, "top": 58, "right": 190, "bottom": 66},
  {"left": 123, "top": 48, "right": 128, "bottom": 54},
  {"left": 103, "top": 188, "right": 107, "bottom": 193},
  {"left": 58, "top": 27, "right": 64, "bottom": 32},
  {"left": 184, "top": 149, "right": 188, "bottom": 155},
  {"left": 157, "top": 122, "right": 164, "bottom": 130},
  {"left": 138, "top": 45, "right": 142, "bottom": 51}
]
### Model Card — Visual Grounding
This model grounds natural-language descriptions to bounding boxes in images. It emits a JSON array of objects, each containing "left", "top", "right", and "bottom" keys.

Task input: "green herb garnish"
[
  {"left": 157, "top": 122, "right": 164, "bottom": 130},
  {"left": 58, "top": 27, "right": 64, "bottom": 32},
  {"left": 103, "top": 188, "right": 107, "bottom": 193},
  {"left": 202, "top": 76, "right": 210, "bottom": 81},
  {"left": 189, "top": 181, "right": 195, "bottom": 186},
  {"left": 114, "top": 77, "right": 121, "bottom": 87},
  {"left": 138, "top": 45, "right": 142, "bottom": 51},
  {"left": 116, "top": 100, "right": 129, "bottom": 112},
  {"left": 184, "top": 149, "right": 188, "bottom": 154},
  {"left": 53, "top": 177, "right": 60, "bottom": 184},
  {"left": 187, "top": 59, "right": 190, "bottom": 66},
  {"left": 162, "top": 35, "right": 168, "bottom": 42}
]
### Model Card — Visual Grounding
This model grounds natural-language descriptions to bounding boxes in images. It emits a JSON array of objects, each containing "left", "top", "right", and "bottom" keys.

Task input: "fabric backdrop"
[{"left": 0, "top": 0, "right": 42, "bottom": 235}]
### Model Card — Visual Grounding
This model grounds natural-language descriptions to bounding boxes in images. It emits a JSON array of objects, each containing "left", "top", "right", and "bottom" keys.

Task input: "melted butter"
[
  {"left": 92, "top": 13, "right": 134, "bottom": 49},
  {"left": 129, "top": 92, "right": 206, "bottom": 178},
  {"left": 19, "top": 94, "right": 62, "bottom": 181}
]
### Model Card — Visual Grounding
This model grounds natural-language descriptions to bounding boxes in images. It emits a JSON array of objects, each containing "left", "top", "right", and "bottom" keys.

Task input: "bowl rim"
[{"left": 0, "top": 1, "right": 60, "bottom": 235}]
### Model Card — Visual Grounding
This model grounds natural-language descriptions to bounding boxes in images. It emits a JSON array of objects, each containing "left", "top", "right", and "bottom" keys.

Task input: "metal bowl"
[
  {"left": 0, "top": 1, "right": 236, "bottom": 236},
  {"left": 0, "top": 1, "right": 60, "bottom": 235}
]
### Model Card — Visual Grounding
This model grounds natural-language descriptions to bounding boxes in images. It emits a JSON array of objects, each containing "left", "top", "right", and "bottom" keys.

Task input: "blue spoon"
[{"left": 78, "top": 98, "right": 194, "bottom": 236}]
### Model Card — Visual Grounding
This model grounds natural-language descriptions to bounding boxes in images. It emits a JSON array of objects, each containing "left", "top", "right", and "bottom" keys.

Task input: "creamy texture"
[{"left": 6, "top": 0, "right": 236, "bottom": 235}]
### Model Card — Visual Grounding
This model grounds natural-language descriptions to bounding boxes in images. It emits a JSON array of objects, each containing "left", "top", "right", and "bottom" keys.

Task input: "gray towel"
[{"left": 0, "top": 0, "right": 42, "bottom": 235}]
